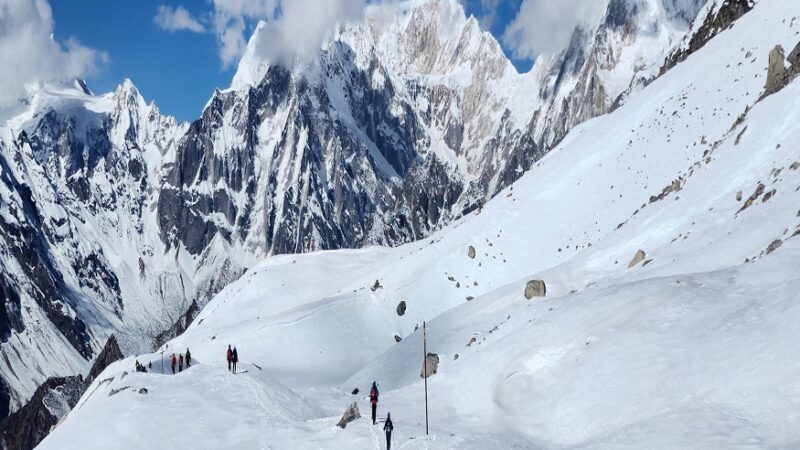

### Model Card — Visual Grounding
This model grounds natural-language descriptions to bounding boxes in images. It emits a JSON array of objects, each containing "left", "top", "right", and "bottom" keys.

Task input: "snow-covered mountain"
[
  {"left": 0, "top": 0, "right": 741, "bottom": 427},
  {"left": 36, "top": 0, "right": 800, "bottom": 447},
  {"left": 162, "top": 0, "right": 707, "bottom": 259},
  {"left": 0, "top": 81, "right": 206, "bottom": 417}
]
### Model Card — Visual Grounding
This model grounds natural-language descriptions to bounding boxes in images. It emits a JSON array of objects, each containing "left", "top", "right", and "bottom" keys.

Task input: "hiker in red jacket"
[
  {"left": 227, "top": 345, "right": 233, "bottom": 372},
  {"left": 171, "top": 354, "right": 177, "bottom": 374},
  {"left": 369, "top": 381, "right": 379, "bottom": 425}
]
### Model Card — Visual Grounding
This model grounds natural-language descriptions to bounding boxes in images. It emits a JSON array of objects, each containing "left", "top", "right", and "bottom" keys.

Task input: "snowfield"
[{"left": 39, "top": 0, "right": 800, "bottom": 448}]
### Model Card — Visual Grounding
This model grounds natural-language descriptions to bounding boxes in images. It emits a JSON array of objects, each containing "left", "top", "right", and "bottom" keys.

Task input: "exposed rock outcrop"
[
  {"left": 524, "top": 280, "right": 547, "bottom": 299},
  {"left": 762, "top": 41, "right": 800, "bottom": 99},
  {"left": 0, "top": 376, "right": 84, "bottom": 450},
  {"left": 789, "top": 41, "right": 800, "bottom": 67},
  {"left": 89, "top": 335, "right": 124, "bottom": 381},
  {"left": 420, "top": 353, "right": 440, "bottom": 378},
  {"left": 765, "top": 45, "right": 787, "bottom": 96},
  {"left": 336, "top": 402, "right": 361, "bottom": 429},
  {"left": 0, "top": 335, "right": 127, "bottom": 450},
  {"left": 766, "top": 239, "right": 783, "bottom": 254},
  {"left": 628, "top": 250, "right": 647, "bottom": 268}
]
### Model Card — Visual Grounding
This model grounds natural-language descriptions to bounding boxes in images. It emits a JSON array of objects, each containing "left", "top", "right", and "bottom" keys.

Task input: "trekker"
[
  {"left": 171, "top": 354, "right": 177, "bottom": 374},
  {"left": 186, "top": 348, "right": 191, "bottom": 367},
  {"left": 232, "top": 347, "right": 239, "bottom": 374},
  {"left": 384, "top": 412, "right": 393, "bottom": 450},
  {"left": 227, "top": 345, "right": 233, "bottom": 372},
  {"left": 178, "top": 353, "right": 184, "bottom": 372},
  {"left": 370, "top": 381, "right": 379, "bottom": 425},
  {"left": 148, "top": 361, "right": 152, "bottom": 370}
]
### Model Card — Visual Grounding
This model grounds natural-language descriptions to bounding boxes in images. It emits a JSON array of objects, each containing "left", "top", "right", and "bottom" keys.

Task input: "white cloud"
[
  {"left": 462, "top": 0, "right": 500, "bottom": 31},
  {"left": 252, "top": 0, "right": 366, "bottom": 68},
  {"left": 211, "top": 0, "right": 278, "bottom": 68},
  {"left": 0, "top": 0, "right": 107, "bottom": 115},
  {"left": 205, "top": 0, "right": 365, "bottom": 69},
  {"left": 503, "top": 0, "right": 609, "bottom": 60},
  {"left": 154, "top": 5, "right": 206, "bottom": 33},
  {"left": 479, "top": 0, "right": 501, "bottom": 30}
]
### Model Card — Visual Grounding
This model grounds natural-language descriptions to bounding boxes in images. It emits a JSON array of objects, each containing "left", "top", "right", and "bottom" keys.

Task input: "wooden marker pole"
[{"left": 423, "top": 320, "right": 429, "bottom": 435}]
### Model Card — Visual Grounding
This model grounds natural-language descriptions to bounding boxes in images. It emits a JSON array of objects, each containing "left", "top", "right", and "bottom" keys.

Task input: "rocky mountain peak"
[{"left": 231, "top": 21, "right": 270, "bottom": 90}]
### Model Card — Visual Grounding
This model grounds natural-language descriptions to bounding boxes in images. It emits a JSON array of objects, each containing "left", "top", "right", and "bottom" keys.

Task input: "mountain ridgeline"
[{"left": 0, "top": 0, "right": 746, "bottom": 423}]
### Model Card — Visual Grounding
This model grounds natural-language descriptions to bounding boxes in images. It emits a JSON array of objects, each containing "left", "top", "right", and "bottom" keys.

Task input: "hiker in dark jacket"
[
  {"left": 384, "top": 412, "right": 393, "bottom": 450},
  {"left": 171, "top": 354, "right": 177, "bottom": 374},
  {"left": 227, "top": 345, "right": 233, "bottom": 372},
  {"left": 178, "top": 353, "right": 184, "bottom": 372},
  {"left": 186, "top": 348, "right": 191, "bottom": 367},
  {"left": 369, "top": 381, "right": 379, "bottom": 425},
  {"left": 232, "top": 347, "right": 239, "bottom": 373}
]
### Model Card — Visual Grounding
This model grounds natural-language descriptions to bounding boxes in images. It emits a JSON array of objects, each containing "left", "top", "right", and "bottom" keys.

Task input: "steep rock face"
[
  {"left": 158, "top": 58, "right": 428, "bottom": 257},
  {"left": 0, "top": 336, "right": 122, "bottom": 450},
  {"left": 0, "top": 82, "right": 195, "bottom": 417},
  {"left": 88, "top": 335, "right": 124, "bottom": 380},
  {"left": 0, "top": 375, "right": 84, "bottom": 450},
  {"left": 158, "top": 0, "right": 704, "bottom": 260}
]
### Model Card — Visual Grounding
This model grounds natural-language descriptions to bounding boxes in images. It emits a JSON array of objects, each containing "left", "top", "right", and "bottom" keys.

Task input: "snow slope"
[
  {"left": 37, "top": 0, "right": 800, "bottom": 448},
  {"left": 0, "top": 0, "right": 709, "bottom": 417}
]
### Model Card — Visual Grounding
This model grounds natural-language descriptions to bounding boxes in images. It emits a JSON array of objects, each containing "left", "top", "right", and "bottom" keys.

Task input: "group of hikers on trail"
[
  {"left": 370, "top": 381, "right": 394, "bottom": 450},
  {"left": 170, "top": 348, "right": 192, "bottom": 374},
  {"left": 226, "top": 345, "right": 239, "bottom": 373},
  {"left": 152, "top": 345, "right": 241, "bottom": 374},
  {"left": 140, "top": 347, "right": 395, "bottom": 447}
]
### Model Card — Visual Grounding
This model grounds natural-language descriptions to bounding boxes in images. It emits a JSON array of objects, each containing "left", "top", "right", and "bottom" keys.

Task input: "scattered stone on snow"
[
  {"left": 420, "top": 353, "right": 440, "bottom": 379},
  {"left": 628, "top": 249, "right": 647, "bottom": 268},
  {"left": 337, "top": 402, "right": 361, "bottom": 429},
  {"left": 524, "top": 280, "right": 547, "bottom": 299}
]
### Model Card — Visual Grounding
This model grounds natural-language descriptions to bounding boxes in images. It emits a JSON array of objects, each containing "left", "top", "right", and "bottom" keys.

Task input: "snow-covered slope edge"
[{"left": 39, "top": 1, "right": 800, "bottom": 448}]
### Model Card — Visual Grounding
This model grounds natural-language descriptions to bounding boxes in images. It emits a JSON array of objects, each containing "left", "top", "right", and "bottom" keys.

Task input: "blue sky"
[{"left": 49, "top": 0, "right": 527, "bottom": 122}]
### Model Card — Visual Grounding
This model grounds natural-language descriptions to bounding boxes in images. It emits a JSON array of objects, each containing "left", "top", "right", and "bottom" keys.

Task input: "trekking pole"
[{"left": 423, "top": 320, "right": 429, "bottom": 436}]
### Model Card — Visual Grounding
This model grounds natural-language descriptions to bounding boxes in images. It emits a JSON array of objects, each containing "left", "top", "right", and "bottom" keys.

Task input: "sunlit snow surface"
[{"left": 40, "top": 0, "right": 800, "bottom": 448}]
